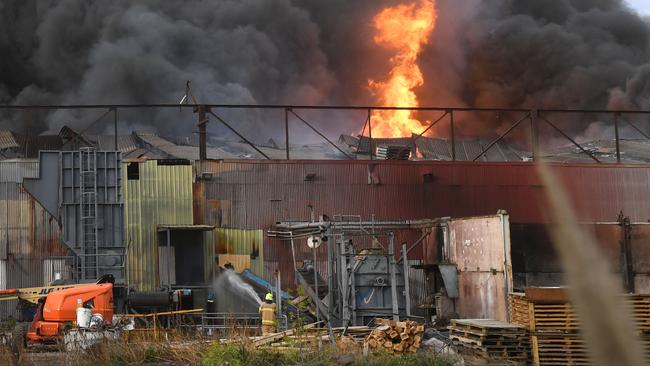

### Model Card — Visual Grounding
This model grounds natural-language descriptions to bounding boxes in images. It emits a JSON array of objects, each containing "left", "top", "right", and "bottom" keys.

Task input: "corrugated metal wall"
[
  {"left": 195, "top": 160, "right": 650, "bottom": 226},
  {"left": 0, "top": 160, "right": 68, "bottom": 319},
  {"left": 123, "top": 160, "right": 193, "bottom": 291},
  {"left": 194, "top": 160, "right": 650, "bottom": 287},
  {"left": 214, "top": 228, "right": 264, "bottom": 278}
]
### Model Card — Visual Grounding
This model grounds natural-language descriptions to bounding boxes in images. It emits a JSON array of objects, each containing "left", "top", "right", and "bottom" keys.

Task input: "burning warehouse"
[{"left": 1, "top": 0, "right": 650, "bottom": 365}]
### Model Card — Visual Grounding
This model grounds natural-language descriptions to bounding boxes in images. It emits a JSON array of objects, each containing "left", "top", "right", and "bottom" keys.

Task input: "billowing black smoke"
[{"left": 1, "top": 0, "right": 649, "bottom": 141}]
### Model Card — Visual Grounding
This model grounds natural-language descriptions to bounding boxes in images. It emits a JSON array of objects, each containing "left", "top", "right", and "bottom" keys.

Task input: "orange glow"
[{"left": 367, "top": 0, "right": 436, "bottom": 138}]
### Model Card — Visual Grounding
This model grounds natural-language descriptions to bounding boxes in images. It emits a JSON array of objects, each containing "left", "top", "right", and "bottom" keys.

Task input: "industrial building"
[{"left": 1, "top": 106, "right": 650, "bottom": 326}]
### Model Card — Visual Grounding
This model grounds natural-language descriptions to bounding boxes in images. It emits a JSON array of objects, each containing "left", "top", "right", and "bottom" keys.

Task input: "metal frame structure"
[
  {"left": 2, "top": 104, "right": 650, "bottom": 163},
  {"left": 269, "top": 216, "right": 444, "bottom": 328}
]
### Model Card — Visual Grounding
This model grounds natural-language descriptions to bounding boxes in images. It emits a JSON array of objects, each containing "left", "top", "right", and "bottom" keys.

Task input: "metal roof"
[
  {"left": 414, "top": 137, "right": 525, "bottom": 162},
  {"left": 0, "top": 131, "right": 20, "bottom": 150},
  {"left": 95, "top": 135, "right": 139, "bottom": 153},
  {"left": 542, "top": 139, "right": 650, "bottom": 164}
]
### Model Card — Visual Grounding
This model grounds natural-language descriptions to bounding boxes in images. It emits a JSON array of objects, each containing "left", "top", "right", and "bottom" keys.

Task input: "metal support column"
[
  {"left": 620, "top": 214, "right": 635, "bottom": 293},
  {"left": 276, "top": 271, "right": 282, "bottom": 327},
  {"left": 113, "top": 108, "right": 118, "bottom": 151},
  {"left": 368, "top": 109, "right": 373, "bottom": 160},
  {"left": 340, "top": 237, "right": 349, "bottom": 326},
  {"left": 388, "top": 233, "right": 399, "bottom": 321},
  {"left": 198, "top": 106, "right": 208, "bottom": 161},
  {"left": 614, "top": 113, "right": 621, "bottom": 163},
  {"left": 450, "top": 110, "right": 456, "bottom": 161},
  {"left": 285, "top": 108, "right": 290, "bottom": 160},
  {"left": 167, "top": 229, "right": 171, "bottom": 291},
  {"left": 530, "top": 109, "right": 539, "bottom": 161},
  {"left": 350, "top": 258, "right": 356, "bottom": 325},
  {"left": 327, "top": 229, "right": 335, "bottom": 326},
  {"left": 402, "top": 244, "right": 411, "bottom": 317},
  {"left": 313, "top": 248, "right": 320, "bottom": 326}
]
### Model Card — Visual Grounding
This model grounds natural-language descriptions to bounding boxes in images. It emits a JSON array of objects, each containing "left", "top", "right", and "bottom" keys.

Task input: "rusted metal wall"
[
  {"left": 123, "top": 160, "right": 194, "bottom": 291},
  {"left": 510, "top": 223, "right": 650, "bottom": 293},
  {"left": 195, "top": 160, "right": 650, "bottom": 227},
  {"left": 194, "top": 160, "right": 650, "bottom": 287},
  {"left": 631, "top": 225, "right": 650, "bottom": 292},
  {"left": 214, "top": 228, "right": 264, "bottom": 278},
  {"left": 448, "top": 214, "right": 512, "bottom": 321},
  {"left": 0, "top": 160, "right": 67, "bottom": 319}
]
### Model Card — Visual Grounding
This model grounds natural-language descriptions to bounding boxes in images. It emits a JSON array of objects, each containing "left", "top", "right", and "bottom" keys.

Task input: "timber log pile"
[{"left": 363, "top": 318, "right": 424, "bottom": 354}]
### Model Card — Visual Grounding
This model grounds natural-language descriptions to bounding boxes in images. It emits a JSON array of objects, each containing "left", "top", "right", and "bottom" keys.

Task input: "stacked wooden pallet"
[
  {"left": 449, "top": 319, "right": 530, "bottom": 364},
  {"left": 510, "top": 290, "right": 650, "bottom": 365},
  {"left": 363, "top": 318, "right": 424, "bottom": 354}
]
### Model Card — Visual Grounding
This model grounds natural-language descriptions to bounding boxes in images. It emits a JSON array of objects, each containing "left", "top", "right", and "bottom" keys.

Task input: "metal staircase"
[{"left": 79, "top": 147, "right": 99, "bottom": 280}]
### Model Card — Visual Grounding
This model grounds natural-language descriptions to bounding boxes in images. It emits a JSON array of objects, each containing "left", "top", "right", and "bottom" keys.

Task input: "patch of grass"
[
  {"left": 361, "top": 352, "right": 455, "bottom": 366},
  {"left": 203, "top": 343, "right": 301, "bottom": 366},
  {"left": 66, "top": 331, "right": 210, "bottom": 366},
  {"left": 202, "top": 342, "right": 455, "bottom": 366}
]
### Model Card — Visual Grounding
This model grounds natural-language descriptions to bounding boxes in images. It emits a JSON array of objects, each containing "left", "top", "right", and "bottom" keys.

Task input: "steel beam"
[
  {"left": 538, "top": 114, "right": 601, "bottom": 163},
  {"left": 388, "top": 233, "right": 399, "bottom": 321},
  {"left": 450, "top": 110, "right": 456, "bottom": 161},
  {"left": 289, "top": 110, "right": 353, "bottom": 159},
  {"left": 620, "top": 115, "right": 650, "bottom": 140},
  {"left": 285, "top": 108, "right": 290, "bottom": 160},
  {"left": 4, "top": 103, "right": 650, "bottom": 115},
  {"left": 530, "top": 110, "right": 539, "bottom": 161},
  {"left": 197, "top": 105, "right": 208, "bottom": 161},
  {"left": 402, "top": 244, "right": 411, "bottom": 318},
  {"left": 413, "top": 111, "right": 449, "bottom": 141},
  {"left": 208, "top": 111, "right": 271, "bottom": 159},
  {"left": 113, "top": 108, "right": 118, "bottom": 151},
  {"left": 368, "top": 109, "right": 373, "bottom": 160},
  {"left": 614, "top": 113, "right": 621, "bottom": 163},
  {"left": 472, "top": 112, "right": 531, "bottom": 162}
]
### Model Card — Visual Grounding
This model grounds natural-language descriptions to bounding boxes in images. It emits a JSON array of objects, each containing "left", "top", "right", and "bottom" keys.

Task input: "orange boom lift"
[{"left": 0, "top": 275, "right": 114, "bottom": 345}]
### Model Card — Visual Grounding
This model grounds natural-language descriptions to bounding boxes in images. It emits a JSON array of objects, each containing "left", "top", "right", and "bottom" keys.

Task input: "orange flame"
[{"left": 367, "top": 0, "right": 436, "bottom": 138}]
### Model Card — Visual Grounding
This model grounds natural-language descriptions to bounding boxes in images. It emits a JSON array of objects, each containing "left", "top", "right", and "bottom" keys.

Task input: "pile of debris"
[
  {"left": 363, "top": 318, "right": 424, "bottom": 354},
  {"left": 449, "top": 319, "right": 530, "bottom": 365}
]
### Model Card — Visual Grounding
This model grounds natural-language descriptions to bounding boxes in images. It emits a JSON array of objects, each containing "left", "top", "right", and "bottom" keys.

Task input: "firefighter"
[{"left": 259, "top": 292, "right": 277, "bottom": 335}]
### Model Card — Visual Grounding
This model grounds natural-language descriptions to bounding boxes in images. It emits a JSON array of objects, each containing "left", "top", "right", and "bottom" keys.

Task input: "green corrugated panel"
[
  {"left": 123, "top": 161, "right": 193, "bottom": 291},
  {"left": 214, "top": 228, "right": 264, "bottom": 278}
]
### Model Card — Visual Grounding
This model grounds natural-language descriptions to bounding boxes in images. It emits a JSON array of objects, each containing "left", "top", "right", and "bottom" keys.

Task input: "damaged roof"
[
  {"left": 2, "top": 125, "right": 650, "bottom": 164},
  {"left": 339, "top": 135, "right": 526, "bottom": 162},
  {"left": 542, "top": 139, "right": 650, "bottom": 164}
]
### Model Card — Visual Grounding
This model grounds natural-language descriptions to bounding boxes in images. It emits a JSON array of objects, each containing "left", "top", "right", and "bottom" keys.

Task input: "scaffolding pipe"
[
  {"left": 402, "top": 244, "right": 411, "bottom": 318},
  {"left": 388, "top": 233, "right": 399, "bottom": 321}
]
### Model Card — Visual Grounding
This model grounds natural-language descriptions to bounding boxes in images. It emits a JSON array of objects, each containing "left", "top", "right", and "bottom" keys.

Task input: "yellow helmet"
[{"left": 265, "top": 293, "right": 274, "bottom": 301}]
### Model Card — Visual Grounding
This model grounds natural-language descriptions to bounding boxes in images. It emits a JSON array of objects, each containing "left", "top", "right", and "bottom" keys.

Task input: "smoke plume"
[{"left": 0, "top": 0, "right": 649, "bottom": 141}]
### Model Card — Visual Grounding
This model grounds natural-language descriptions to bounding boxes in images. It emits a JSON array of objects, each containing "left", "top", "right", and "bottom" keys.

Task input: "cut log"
[
  {"left": 377, "top": 325, "right": 391, "bottom": 332},
  {"left": 399, "top": 332, "right": 409, "bottom": 341},
  {"left": 388, "top": 330, "right": 400, "bottom": 340}
]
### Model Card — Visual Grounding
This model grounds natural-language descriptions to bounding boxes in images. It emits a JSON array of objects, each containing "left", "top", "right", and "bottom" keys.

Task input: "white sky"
[{"left": 627, "top": 0, "right": 650, "bottom": 15}]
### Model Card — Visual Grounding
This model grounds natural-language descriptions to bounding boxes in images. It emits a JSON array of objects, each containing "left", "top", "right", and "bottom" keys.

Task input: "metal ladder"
[{"left": 79, "top": 147, "right": 99, "bottom": 280}]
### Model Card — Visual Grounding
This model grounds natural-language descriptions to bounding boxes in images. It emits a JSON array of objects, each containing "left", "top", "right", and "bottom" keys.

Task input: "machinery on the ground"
[{"left": 0, "top": 275, "right": 115, "bottom": 346}]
